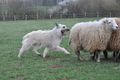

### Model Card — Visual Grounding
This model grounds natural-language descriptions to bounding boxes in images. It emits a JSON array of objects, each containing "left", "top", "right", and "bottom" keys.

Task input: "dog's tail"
[
  {"left": 22, "top": 38, "right": 28, "bottom": 44},
  {"left": 23, "top": 35, "right": 28, "bottom": 40},
  {"left": 22, "top": 34, "right": 29, "bottom": 44},
  {"left": 23, "top": 32, "right": 32, "bottom": 40}
]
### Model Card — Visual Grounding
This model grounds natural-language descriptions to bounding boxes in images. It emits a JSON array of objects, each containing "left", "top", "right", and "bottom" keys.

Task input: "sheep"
[
  {"left": 69, "top": 18, "right": 118, "bottom": 62},
  {"left": 102, "top": 18, "right": 120, "bottom": 62}
]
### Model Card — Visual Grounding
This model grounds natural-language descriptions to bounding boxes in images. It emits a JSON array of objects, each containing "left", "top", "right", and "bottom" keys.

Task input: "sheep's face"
[{"left": 106, "top": 18, "right": 118, "bottom": 30}]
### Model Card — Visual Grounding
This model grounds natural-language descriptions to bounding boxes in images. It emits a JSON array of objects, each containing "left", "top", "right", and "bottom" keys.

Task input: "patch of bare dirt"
[
  {"left": 56, "top": 78, "right": 63, "bottom": 80},
  {"left": 12, "top": 62, "right": 24, "bottom": 65},
  {"left": 49, "top": 64, "right": 63, "bottom": 69},
  {"left": 56, "top": 77, "right": 75, "bottom": 80},
  {"left": 113, "top": 66, "right": 120, "bottom": 69},
  {"left": 45, "top": 57, "right": 62, "bottom": 60},
  {"left": 11, "top": 53, "right": 63, "bottom": 61},
  {"left": 11, "top": 54, "right": 40, "bottom": 58},
  {"left": 0, "top": 56, "right": 5, "bottom": 58}
]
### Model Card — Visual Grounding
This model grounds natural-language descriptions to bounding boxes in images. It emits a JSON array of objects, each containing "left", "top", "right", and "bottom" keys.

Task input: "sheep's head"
[{"left": 104, "top": 18, "right": 119, "bottom": 30}]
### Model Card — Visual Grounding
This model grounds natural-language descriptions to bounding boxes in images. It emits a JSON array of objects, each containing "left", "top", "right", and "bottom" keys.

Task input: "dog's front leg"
[
  {"left": 54, "top": 46, "right": 70, "bottom": 54},
  {"left": 43, "top": 47, "right": 50, "bottom": 58}
]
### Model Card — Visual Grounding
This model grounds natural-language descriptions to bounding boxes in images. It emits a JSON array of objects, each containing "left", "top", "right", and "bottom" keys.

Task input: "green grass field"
[{"left": 0, "top": 18, "right": 120, "bottom": 80}]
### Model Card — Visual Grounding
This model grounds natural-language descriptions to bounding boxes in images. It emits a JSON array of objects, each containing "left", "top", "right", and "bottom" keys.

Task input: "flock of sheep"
[{"left": 69, "top": 18, "right": 120, "bottom": 62}]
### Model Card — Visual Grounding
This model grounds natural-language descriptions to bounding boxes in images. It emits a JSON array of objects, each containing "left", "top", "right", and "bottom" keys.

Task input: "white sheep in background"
[{"left": 69, "top": 18, "right": 118, "bottom": 62}]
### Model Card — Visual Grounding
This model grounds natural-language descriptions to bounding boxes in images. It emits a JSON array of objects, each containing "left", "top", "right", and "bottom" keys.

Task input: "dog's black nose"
[{"left": 66, "top": 29, "right": 70, "bottom": 31}]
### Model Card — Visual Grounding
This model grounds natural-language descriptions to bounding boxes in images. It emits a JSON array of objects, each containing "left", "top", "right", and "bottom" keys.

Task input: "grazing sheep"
[
  {"left": 69, "top": 18, "right": 118, "bottom": 62},
  {"left": 103, "top": 18, "right": 120, "bottom": 61}
]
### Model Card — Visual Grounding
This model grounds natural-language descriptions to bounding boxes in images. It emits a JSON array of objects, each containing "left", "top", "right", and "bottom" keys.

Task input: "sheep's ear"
[{"left": 103, "top": 19, "right": 107, "bottom": 23}]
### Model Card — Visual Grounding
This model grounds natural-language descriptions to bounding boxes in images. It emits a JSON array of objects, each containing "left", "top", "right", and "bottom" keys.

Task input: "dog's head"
[{"left": 55, "top": 23, "right": 69, "bottom": 36}]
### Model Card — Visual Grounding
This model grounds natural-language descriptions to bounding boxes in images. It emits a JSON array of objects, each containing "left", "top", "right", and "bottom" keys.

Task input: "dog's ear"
[
  {"left": 55, "top": 23, "right": 59, "bottom": 27},
  {"left": 55, "top": 23, "right": 59, "bottom": 28}
]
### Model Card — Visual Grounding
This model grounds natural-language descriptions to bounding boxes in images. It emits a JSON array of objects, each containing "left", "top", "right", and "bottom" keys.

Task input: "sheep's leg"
[
  {"left": 118, "top": 53, "right": 120, "bottom": 59},
  {"left": 96, "top": 51, "right": 101, "bottom": 62},
  {"left": 103, "top": 50, "right": 108, "bottom": 59},
  {"left": 114, "top": 51, "right": 119, "bottom": 62},
  {"left": 75, "top": 51, "right": 84, "bottom": 61},
  {"left": 92, "top": 51, "right": 97, "bottom": 60},
  {"left": 92, "top": 52, "right": 95, "bottom": 60},
  {"left": 113, "top": 52, "right": 115, "bottom": 57},
  {"left": 85, "top": 53, "right": 94, "bottom": 61},
  {"left": 93, "top": 50, "right": 108, "bottom": 60}
]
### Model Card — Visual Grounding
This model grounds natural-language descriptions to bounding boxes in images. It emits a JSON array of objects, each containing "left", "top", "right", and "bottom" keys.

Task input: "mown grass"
[{"left": 0, "top": 18, "right": 120, "bottom": 80}]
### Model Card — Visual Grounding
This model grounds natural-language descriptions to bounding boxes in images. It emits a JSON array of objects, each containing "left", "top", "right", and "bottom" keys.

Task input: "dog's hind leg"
[
  {"left": 43, "top": 47, "right": 50, "bottom": 58},
  {"left": 54, "top": 46, "right": 70, "bottom": 54},
  {"left": 18, "top": 43, "right": 31, "bottom": 58},
  {"left": 33, "top": 44, "right": 42, "bottom": 56}
]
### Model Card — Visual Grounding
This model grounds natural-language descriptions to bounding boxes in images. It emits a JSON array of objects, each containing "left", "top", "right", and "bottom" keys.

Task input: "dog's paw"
[
  {"left": 38, "top": 54, "right": 42, "bottom": 56},
  {"left": 66, "top": 52, "right": 70, "bottom": 54},
  {"left": 43, "top": 55, "right": 46, "bottom": 58},
  {"left": 18, "top": 55, "right": 21, "bottom": 58}
]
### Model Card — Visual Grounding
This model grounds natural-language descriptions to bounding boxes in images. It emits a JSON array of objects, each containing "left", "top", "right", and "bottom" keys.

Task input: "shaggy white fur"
[
  {"left": 69, "top": 18, "right": 118, "bottom": 62},
  {"left": 18, "top": 23, "right": 70, "bottom": 58}
]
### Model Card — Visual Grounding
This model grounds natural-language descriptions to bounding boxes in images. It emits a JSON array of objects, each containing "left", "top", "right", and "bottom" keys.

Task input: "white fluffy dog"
[{"left": 18, "top": 23, "right": 70, "bottom": 58}]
